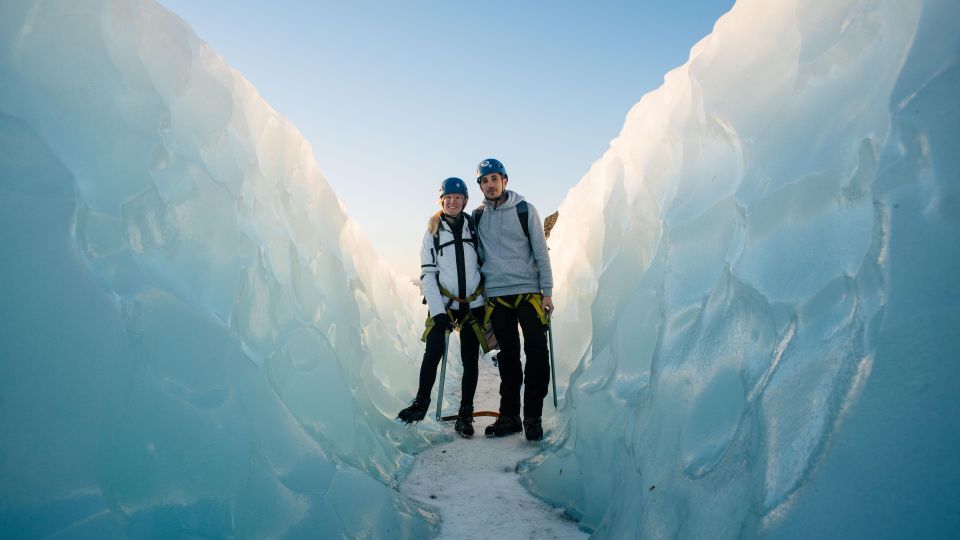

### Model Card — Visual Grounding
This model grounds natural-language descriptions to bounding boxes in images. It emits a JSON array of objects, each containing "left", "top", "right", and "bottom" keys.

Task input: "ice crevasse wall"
[
  {"left": 528, "top": 0, "right": 959, "bottom": 537},
  {"left": 0, "top": 0, "right": 958, "bottom": 539},
  {"left": 0, "top": 0, "right": 442, "bottom": 538}
]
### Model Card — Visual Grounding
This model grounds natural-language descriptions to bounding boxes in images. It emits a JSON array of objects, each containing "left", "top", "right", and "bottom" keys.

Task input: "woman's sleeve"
[{"left": 419, "top": 229, "right": 445, "bottom": 317}]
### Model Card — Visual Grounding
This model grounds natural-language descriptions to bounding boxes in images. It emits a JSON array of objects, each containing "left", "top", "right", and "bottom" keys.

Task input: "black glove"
[{"left": 432, "top": 313, "right": 451, "bottom": 331}]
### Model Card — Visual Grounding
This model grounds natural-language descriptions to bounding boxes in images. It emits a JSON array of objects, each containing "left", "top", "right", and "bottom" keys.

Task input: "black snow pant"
[
  {"left": 417, "top": 306, "right": 484, "bottom": 408},
  {"left": 489, "top": 295, "right": 550, "bottom": 419}
]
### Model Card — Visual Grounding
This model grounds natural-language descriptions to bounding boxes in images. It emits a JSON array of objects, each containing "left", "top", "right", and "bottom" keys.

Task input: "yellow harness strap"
[
  {"left": 420, "top": 312, "right": 448, "bottom": 342},
  {"left": 438, "top": 282, "right": 483, "bottom": 305},
  {"left": 461, "top": 310, "right": 491, "bottom": 353},
  {"left": 485, "top": 293, "right": 548, "bottom": 326},
  {"left": 420, "top": 308, "right": 492, "bottom": 354}
]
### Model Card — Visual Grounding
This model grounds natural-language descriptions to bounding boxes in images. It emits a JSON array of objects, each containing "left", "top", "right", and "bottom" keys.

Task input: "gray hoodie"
[{"left": 475, "top": 190, "right": 553, "bottom": 298}]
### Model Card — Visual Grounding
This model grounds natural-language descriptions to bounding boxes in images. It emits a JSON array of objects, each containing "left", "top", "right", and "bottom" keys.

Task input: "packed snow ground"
[{"left": 399, "top": 353, "right": 588, "bottom": 540}]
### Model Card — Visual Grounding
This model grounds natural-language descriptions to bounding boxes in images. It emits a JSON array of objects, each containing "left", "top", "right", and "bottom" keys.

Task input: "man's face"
[
  {"left": 441, "top": 194, "right": 465, "bottom": 216},
  {"left": 479, "top": 173, "right": 507, "bottom": 200}
]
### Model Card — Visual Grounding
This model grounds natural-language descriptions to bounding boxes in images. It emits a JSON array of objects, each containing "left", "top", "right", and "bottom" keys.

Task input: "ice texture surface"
[
  {"left": 523, "top": 0, "right": 959, "bottom": 537},
  {"left": 0, "top": 1, "right": 438, "bottom": 537}
]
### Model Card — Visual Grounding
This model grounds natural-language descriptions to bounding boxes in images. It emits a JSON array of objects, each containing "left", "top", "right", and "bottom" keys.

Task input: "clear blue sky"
[{"left": 159, "top": 1, "right": 735, "bottom": 275}]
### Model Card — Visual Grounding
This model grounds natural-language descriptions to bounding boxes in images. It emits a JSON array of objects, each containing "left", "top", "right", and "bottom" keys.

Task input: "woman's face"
[{"left": 442, "top": 194, "right": 465, "bottom": 216}]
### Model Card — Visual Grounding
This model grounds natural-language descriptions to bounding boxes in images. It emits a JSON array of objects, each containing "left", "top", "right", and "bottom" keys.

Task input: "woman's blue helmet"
[
  {"left": 476, "top": 158, "right": 507, "bottom": 183},
  {"left": 439, "top": 177, "right": 469, "bottom": 198}
]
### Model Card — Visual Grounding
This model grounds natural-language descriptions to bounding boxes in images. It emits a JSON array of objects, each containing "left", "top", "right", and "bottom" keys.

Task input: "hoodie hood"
[{"left": 481, "top": 189, "right": 524, "bottom": 211}]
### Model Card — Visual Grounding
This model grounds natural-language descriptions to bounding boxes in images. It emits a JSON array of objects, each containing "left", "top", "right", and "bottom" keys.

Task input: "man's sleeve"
[
  {"left": 527, "top": 203, "right": 554, "bottom": 297},
  {"left": 419, "top": 229, "right": 445, "bottom": 317}
]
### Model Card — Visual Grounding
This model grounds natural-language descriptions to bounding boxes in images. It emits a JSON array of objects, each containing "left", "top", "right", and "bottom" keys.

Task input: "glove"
[{"left": 432, "top": 313, "right": 451, "bottom": 331}]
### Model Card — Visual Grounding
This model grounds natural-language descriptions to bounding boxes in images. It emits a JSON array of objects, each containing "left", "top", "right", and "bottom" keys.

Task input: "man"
[{"left": 473, "top": 158, "right": 554, "bottom": 441}]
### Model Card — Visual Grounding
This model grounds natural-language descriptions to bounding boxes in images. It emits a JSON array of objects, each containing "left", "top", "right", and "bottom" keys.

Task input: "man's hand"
[{"left": 542, "top": 296, "right": 555, "bottom": 317}]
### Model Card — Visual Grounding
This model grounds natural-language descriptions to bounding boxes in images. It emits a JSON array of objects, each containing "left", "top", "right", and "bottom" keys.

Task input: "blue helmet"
[
  {"left": 439, "top": 177, "right": 469, "bottom": 198},
  {"left": 476, "top": 158, "right": 507, "bottom": 183}
]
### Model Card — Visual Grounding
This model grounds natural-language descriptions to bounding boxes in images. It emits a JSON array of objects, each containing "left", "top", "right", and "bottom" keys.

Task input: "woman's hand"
[{"left": 433, "top": 313, "right": 452, "bottom": 331}]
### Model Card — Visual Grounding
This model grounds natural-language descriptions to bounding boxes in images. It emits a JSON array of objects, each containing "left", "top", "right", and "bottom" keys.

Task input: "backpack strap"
[
  {"left": 464, "top": 212, "right": 478, "bottom": 242},
  {"left": 461, "top": 212, "right": 479, "bottom": 252},
  {"left": 516, "top": 200, "right": 530, "bottom": 240},
  {"left": 464, "top": 211, "right": 481, "bottom": 262}
]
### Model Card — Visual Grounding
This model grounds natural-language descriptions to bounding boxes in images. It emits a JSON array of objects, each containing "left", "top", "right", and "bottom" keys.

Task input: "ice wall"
[
  {"left": 0, "top": 0, "right": 440, "bottom": 537},
  {"left": 524, "top": 0, "right": 959, "bottom": 536}
]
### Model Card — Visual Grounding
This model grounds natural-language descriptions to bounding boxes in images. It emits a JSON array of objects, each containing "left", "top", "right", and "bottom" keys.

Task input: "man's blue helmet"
[
  {"left": 476, "top": 158, "right": 507, "bottom": 183},
  {"left": 440, "top": 177, "right": 469, "bottom": 198}
]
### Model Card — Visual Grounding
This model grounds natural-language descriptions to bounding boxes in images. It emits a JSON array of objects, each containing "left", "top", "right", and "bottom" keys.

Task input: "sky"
[{"left": 158, "top": 0, "right": 736, "bottom": 276}]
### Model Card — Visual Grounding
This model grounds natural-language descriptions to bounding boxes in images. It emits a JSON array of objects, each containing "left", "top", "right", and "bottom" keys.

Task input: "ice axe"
[
  {"left": 548, "top": 316, "right": 558, "bottom": 409},
  {"left": 435, "top": 328, "right": 450, "bottom": 421}
]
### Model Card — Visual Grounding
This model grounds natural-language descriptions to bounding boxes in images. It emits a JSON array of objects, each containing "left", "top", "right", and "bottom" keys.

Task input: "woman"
[{"left": 397, "top": 177, "right": 486, "bottom": 438}]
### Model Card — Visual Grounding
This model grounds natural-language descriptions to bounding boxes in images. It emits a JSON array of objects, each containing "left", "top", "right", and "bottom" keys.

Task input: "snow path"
[{"left": 399, "top": 352, "right": 588, "bottom": 540}]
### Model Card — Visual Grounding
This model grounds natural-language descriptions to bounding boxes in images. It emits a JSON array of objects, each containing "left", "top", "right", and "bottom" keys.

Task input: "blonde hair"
[{"left": 428, "top": 210, "right": 443, "bottom": 235}]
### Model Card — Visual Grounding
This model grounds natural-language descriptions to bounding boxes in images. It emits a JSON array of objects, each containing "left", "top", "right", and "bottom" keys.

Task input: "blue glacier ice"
[
  {"left": 1, "top": 0, "right": 440, "bottom": 537},
  {"left": 523, "top": 0, "right": 959, "bottom": 537},
  {"left": 1, "top": 0, "right": 958, "bottom": 538}
]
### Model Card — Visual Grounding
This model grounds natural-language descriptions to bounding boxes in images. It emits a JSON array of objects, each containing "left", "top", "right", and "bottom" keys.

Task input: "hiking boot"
[
  {"left": 397, "top": 395, "right": 430, "bottom": 424},
  {"left": 484, "top": 414, "right": 522, "bottom": 437},
  {"left": 454, "top": 405, "right": 474, "bottom": 438},
  {"left": 523, "top": 417, "right": 543, "bottom": 441}
]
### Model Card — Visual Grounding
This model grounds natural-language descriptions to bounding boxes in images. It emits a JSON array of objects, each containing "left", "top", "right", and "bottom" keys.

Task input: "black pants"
[
  {"left": 417, "top": 307, "right": 484, "bottom": 408},
  {"left": 489, "top": 295, "right": 549, "bottom": 419}
]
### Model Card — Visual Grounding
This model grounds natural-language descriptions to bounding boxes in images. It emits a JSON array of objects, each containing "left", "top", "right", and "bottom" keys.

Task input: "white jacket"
[{"left": 420, "top": 214, "right": 484, "bottom": 317}]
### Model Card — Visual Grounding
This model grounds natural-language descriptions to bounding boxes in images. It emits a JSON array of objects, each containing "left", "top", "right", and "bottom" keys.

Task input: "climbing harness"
[{"left": 483, "top": 292, "right": 549, "bottom": 328}]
